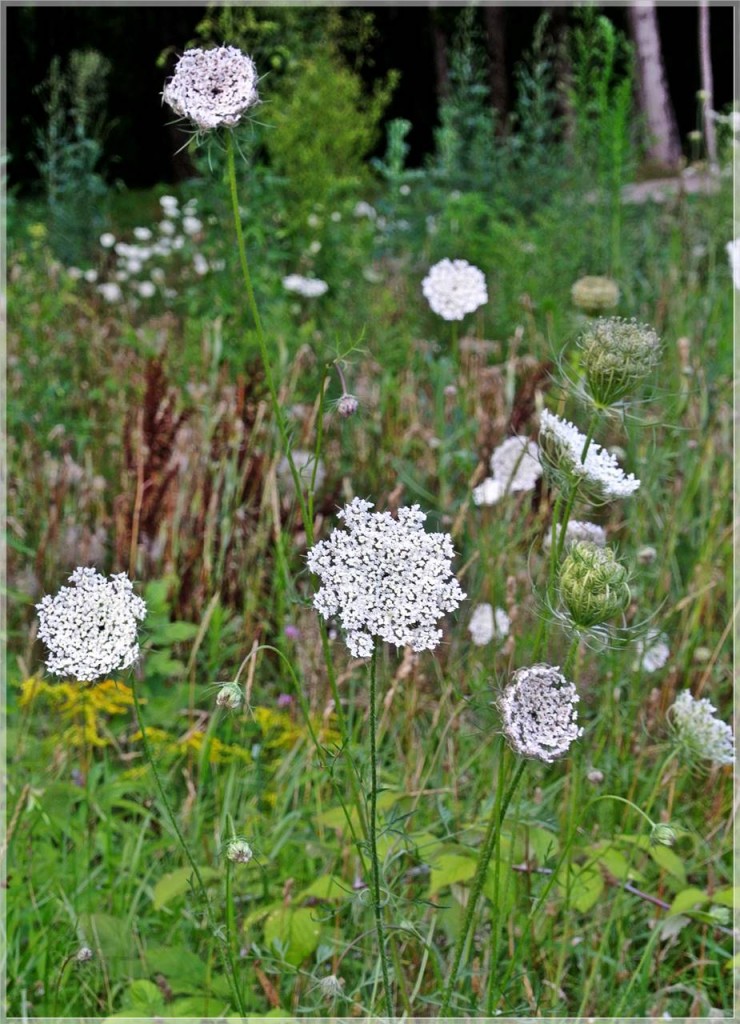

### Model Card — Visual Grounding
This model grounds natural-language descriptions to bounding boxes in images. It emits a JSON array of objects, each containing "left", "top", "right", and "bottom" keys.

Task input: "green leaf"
[
  {"left": 111, "top": 979, "right": 165, "bottom": 1017},
  {"left": 264, "top": 906, "right": 322, "bottom": 966},
  {"left": 152, "top": 866, "right": 220, "bottom": 910},
  {"left": 524, "top": 825, "right": 559, "bottom": 864},
  {"left": 711, "top": 886, "right": 738, "bottom": 908},
  {"left": 296, "top": 874, "right": 351, "bottom": 902},
  {"left": 78, "top": 912, "right": 131, "bottom": 961},
  {"left": 142, "top": 946, "right": 207, "bottom": 991},
  {"left": 557, "top": 864, "right": 604, "bottom": 912},
  {"left": 145, "top": 650, "right": 186, "bottom": 678},
  {"left": 156, "top": 621, "right": 200, "bottom": 644},
  {"left": 588, "top": 843, "right": 644, "bottom": 882},
  {"left": 428, "top": 853, "right": 477, "bottom": 896},
  {"left": 166, "top": 995, "right": 231, "bottom": 1016},
  {"left": 315, "top": 790, "right": 403, "bottom": 834},
  {"left": 668, "top": 887, "right": 709, "bottom": 916},
  {"left": 648, "top": 844, "right": 687, "bottom": 884}
]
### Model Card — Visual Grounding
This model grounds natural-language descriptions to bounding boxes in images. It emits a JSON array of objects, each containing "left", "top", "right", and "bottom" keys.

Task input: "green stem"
[
  {"left": 440, "top": 759, "right": 526, "bottom": 1017},
  {"left": 368, "top": 646, "right": 393, "bottom": 1016},
  {"left": 131, "top": 680, "right": 246, "bottom": 1017}
]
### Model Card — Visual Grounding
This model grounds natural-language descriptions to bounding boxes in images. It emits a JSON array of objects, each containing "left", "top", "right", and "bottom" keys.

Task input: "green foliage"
[
  {"left": 33, "top": 50, "right": 112, "bottom": 266},
  {"left": 264, "top": 44, "right": 397, "bottom": 218}
]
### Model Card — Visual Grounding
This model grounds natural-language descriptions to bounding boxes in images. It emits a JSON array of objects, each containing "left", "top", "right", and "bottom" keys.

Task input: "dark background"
[{"left": 4, "top": 3, "right": 736, "bottom": 192}]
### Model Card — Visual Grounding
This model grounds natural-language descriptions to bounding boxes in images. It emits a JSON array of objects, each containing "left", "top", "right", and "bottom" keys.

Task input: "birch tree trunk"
[{"left": 627, "top": 2, "right": 682, "bottom": 170}]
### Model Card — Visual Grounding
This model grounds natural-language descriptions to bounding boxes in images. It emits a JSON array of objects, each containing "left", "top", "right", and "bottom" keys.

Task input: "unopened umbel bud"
[
  {"left": 559, "top": 541, "right": 630, "bottom": 628},
  {"left": 571, "top": 275, "right": 620, "bottom": 315},
  {"left": 337, "top": 393, "right": 359, "bottom": 418},
  {"left": 216, "top": 682, "right": 243, "bottom": 710}
]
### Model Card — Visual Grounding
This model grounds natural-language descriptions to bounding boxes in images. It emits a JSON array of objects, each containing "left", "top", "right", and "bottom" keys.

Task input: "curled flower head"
[
  {"left": 421, "top": 258, "right": 488, "bottom": 321},
  {"left": 558, "top": 541, "right": 630, "bottom": 629},
  {"left": 579, "top": 317, "right": 661, "bottom": 407},
  {"left": 539, "top": 409, "right": 640, "bottom": 501},
  {"left": 571, "top": 275, "right": 620, "bottom": 315},
  {"left": 225, "top": 838, "right": 254, "bottom": 863},
  {"left": 468, "top": 603, "right": 510, "bottom": 647},
  {"left": 543, "top": 519, "right": 607, "bottom": 552},
  {"left": 490, "top": 436, "right": 541, "bottom": 493},
  {"left": 163, "top": 46, "right": 259, "bottom": 132},
  {"left": 500, "top": 664, "right": 583, "bottom": 762},
  {"left": 668, "top": 690, "right": 734, "bottom": 766},
  {"left": 306, "top": 497, "right": 465, "bottom": 659},
  {"left": 36, "top": 568, "right": 147, "bottom": 682},
  {"left": 216, "top": 682, "right": 243, "bottom": 710}
]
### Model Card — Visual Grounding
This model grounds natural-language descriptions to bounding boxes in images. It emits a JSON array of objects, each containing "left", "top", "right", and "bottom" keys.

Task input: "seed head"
[
  {"left": 163, "top": 46, "right": 259, "bottom": 132},
  {"left": 559, "top": 542, "right": 630, "bottom": 629},
  {"left": 571, "top": 275, "right": 620, "bottom": 315},
  {"left": 216, "top": 682, "right": 243, "bottom": 710},
  {"left": 499, "top": 664, "right": 583, "bottom": 763},
  {"left": 307, "top": 497, "right": 465, "bottom": 659},
  {"left": 226, "top": 838, "right": 253, "bottom": 864},
  {"left": 317, "top": 974, "right": 345, "bottom": 1000},
  {"left": 580, "top": 317, "right": 661, "bottom": 407},
  {"left": 36, "top": 568, "right": 147, "bottom": 682}
]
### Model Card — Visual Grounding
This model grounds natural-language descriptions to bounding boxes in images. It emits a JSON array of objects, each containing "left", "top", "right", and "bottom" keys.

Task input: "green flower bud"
[
  {"left": 226, "top": 838, "right": 253, "bottom": 863},
  {"left": 216, "top": 682, "right": 243, "bottom": 710},
  {"left": 571, "top": 275, "right": 620, "bottom": 315},
  {"left": 649, "top": 823, "right": 677, "bottom": 847},
  {"left": 580, "top": 317, "right": 661, "bottom": 408},
  {"left": 559, "top": 541, "right": 630, "bottom": 628}
]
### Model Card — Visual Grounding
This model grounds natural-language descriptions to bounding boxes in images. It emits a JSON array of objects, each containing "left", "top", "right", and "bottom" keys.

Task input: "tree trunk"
[
  {"left": 627, "top": 2, "right": 682, "bottom": 171},
  {"left": 483, "top": 5, "right": 509, "bottom": 134},
  {"left": 429, "top": 6, "right": 450, "bottom": 102},
  {"left": 698, "top": 0, "right": 717, "bottom": 169}
]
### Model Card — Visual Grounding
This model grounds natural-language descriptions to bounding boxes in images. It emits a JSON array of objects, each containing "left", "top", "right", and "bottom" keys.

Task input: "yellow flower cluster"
[{"left": 19, "top": 676, "right": 134, "bottom": 749}]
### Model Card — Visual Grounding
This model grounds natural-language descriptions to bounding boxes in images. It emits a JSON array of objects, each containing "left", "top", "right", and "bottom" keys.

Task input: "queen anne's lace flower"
[
  {"left": 282, "top": 274, "right": 329, "bottom": 298},
  {"left": 468, "top": 603, "right": 510, "bottom": 646},
  {"left": 543, "top": 520, "right": 607, "bottom": 551},
  {"left": 307, "top": 497, "right": 465, "bottom": 658},
  {"left": 539, "top": 408, "right": 640, "bottom": 499},
  {"left": 500, "top": 664, "right": 583, "bottom": 762},
  {"left": 421, "top": 258, "right": 488, "bottom": 321},
  {"left": 633, "top": 629, "right": 670, "bottom": 673},
  {"left": 472, "top": 477, "right": 504, "bottom": 507},
  {"left": 668, "top": 690, "right": 734, "bottom": 766},
  {"left": 490, "top": 436, "right": 541, "bottom": 492},
  {"left": 726, "top": 239, "right": 740, "bottom": 290},
  {"left": 163, "top": 46, "right": 259, "bottom": 131},
  {"left": 36, "top": 568, "right": 147, "bottom": 681}
]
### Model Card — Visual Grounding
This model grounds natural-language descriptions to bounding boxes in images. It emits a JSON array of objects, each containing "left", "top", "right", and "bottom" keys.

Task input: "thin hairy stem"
[{"left": 369, "top": 645, "right": 393, "bottom": 1015}]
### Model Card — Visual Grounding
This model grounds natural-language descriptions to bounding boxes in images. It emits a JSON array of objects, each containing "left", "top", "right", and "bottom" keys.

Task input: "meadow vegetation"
[{"left": 5, "top": 8, "right": 735, "bottom": 1019}]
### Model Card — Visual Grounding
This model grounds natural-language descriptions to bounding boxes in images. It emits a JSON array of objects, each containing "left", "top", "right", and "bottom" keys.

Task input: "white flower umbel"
[
  {"left": 421, "top": 258, "right": 488, "bottom": 321},
  {"left": 307, "top": 497, "right": 465, "bottom": 659},
  {"left": 282, "top": 273, "right": 329, "bottom": 298},
  {"left": 468, "top": 603, "right": 510, "bottom": 646},
  {"left": 472, "top": 477, "right": 504, "bottom": 507},
  {"left": 36, "top": 567, "right": 147, "bottom": 682},
  {"left": 500, "top": 664, "right": 583, "bottom": 762},
  {"left": 539, "top": 408, "right": 640, "bottom": 500},
  {"left": 668, "top": 690, "right": 734, "bottom": 766},
  {"left": 163, "top": 46, "right": 259, "bottom": 132},
  {"left": 633, "top": 629, "right": 670, "bottom": 673},
  {"left": 490, "top": 436, "right": 541, "bottom": 493},
  {"left": 726, "top": 239, "right": 740, "bottom": 290},
  {"left": 543, "top": 520, "right": 607, "bottom": 551}
]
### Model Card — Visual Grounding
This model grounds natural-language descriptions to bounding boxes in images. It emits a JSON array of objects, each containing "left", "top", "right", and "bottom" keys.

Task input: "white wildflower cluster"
[
  {"left": 633, "top": 630, "right": 670, "bottom": 673},
  {"left": 282, "top": 273, "right": 329, "bottom": 298},
  {"left": 539, "top": 409, "right": 640, "bottom": 500},
  {"left": 79, "top": 196, "right": 214, "bottom": 305},
  {"left": 500, "top": 664, "right": 583, "bottom": 763},
  {"left": 306, "top": 497, "right": 465, "bottom": 659},
  {"left": 468, "top": 603, "right": 510, "bottom": 646},
  {"left": 421, "top": 258, "right": 488, "bottom": 321},
  {"left": 163, "top": 46, "right": 259, "bottom": 131},
  {"left": 668, "top": 690, "right": 734, "bottom": 766},
  {"left": 36, "top": 568, "right": 147, "bottom": 682},
  {"left": 726, "top": 239, "right": 740, "bottom": 290},
  {"left": 473, "top": 436, "right": 541, "bottom": 506},
  {"left": 543, "top": 520, "right": 607, "bottom": 551}
]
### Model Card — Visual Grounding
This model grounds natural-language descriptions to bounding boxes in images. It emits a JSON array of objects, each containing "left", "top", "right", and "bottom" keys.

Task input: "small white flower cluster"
[
  {"left": 421, "top": 258, "right": 488, "bottom": 321},
  {"left": 473, "top": 436, "right": 541, "bottom": 506},
  {"left": 163, "top": 46, "right": 259, "bottom": 131},
  {"left": 468, "top": 603, "right": 510, "bottom": 646},
  {"left": 282, "top": 274, "right": 329, "bottom": 298},
  {"left": 539, "top": 409, "right": 640, "bottom": 500},
  {"left": 500, "top": 664, "right": 583, "bottom": 763},
  {"left": 87, "top": 196, "right": 211, "bottom": 305},
  {"left": 726, "top": 239, "right": 740, "bottom": 290},
  {"left": 669, "top": 690, "right": 734, "bottom": 766},
  {"left": 543, "top": 520, "right": 607, "bottom": 551},
  {"left": 633, "top": 629, "right": 670, "bottom": 673},
  {"left": 36, "top": 567, "right": 147, "bottom": 682},
  {"left": 307, "top": 497, "right": 465, "bottom": 659}
]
